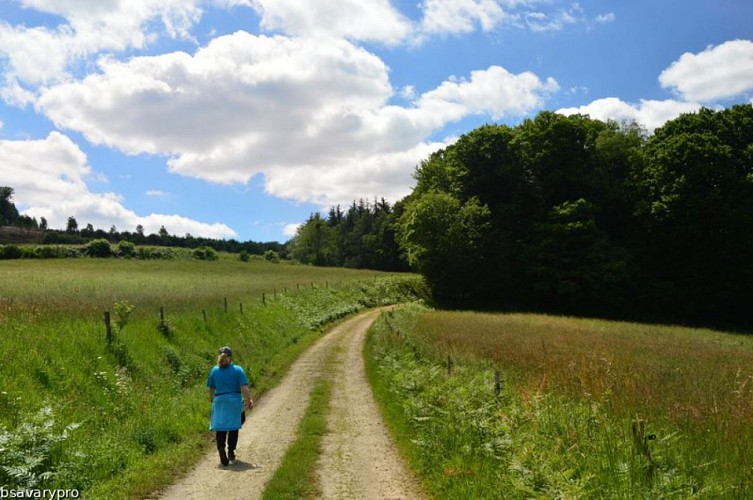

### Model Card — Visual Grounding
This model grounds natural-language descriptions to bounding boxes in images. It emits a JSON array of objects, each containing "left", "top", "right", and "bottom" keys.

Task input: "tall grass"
[
  {"left": 366, "top": 305, "right": 753, "bottom": 498},
  {"left": 0, "top": 257, "right": 423, "bottom": 497}
]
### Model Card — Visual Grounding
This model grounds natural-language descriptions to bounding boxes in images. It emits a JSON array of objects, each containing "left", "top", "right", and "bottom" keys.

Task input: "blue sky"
[{"left": 1, "top": 1, "right": 752, "bottom": 243}]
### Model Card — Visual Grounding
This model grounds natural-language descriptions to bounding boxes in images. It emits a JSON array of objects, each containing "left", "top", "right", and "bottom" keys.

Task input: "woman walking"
[{"left": 207, "top": 346, "right": 254, "bottom": 465}]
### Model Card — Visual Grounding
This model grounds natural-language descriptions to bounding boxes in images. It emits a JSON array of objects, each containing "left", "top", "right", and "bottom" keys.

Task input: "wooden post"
[
  {"left": 447, "top": 355, "right": 452, "bottom": 376},
  {"left": 240, "top": 302, "right": 243, "bottom": 314},
  {"left": 224, "top": 297, "right": 228, "bottom": 313},
  {"left": 104, "top": 311, "right": 112, "bottom": 344},
  {"left": 160, "top": 306, "right": 164, "bottom": 323},
  {"left": 203, "top": 309, "right": 207, "bottom": 322},
  {"left": 631, "top": 418, "right": 655, "bottom": 479},
  {"left": 262, "top": 293, "right": 266, "bottom": 305},
  {"left": 494, "top": 370, "right": 501, "bottom": 397}
]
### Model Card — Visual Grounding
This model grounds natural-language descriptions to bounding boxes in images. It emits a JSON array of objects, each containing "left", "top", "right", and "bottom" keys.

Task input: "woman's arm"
[
  {"left": 241, "top": 384, "right": 254, "bottom": 410},
  {"left": 209, "top": 387, "right": 215, "bottom": 402}
]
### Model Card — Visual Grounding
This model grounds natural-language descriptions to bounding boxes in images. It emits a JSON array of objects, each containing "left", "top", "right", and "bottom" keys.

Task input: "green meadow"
[
  {"left": 0, "top": 256, "right": 422, "bottom": 497},
  {"left": 366, "top": 304, "right": 753, "bottom": 499}
]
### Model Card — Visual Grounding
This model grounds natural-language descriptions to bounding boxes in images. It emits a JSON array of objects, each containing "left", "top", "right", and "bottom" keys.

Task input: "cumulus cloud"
[
  {"left": 420, "top": 0, "right": 507, "bottom": 36},
  {"left": 282, "top": 223, "right": 300, "bottom": 237},
  {"left": 0, "top": 0, "right": 208, "bottom": 85},
  {"left": 659, "top": 39, "right": 753, "bottom": 102},
  {"left": 250, "top": 0, "right": 412, "bottom": 45},
  {"left": 35, "top": 32, "right": 557, "bottom": 207},
  {"left": 557, "top": 97, "right": 702, "bottom": 133},
  {"left": 0, "top": 132, "right": 236, "bottom": 238}
]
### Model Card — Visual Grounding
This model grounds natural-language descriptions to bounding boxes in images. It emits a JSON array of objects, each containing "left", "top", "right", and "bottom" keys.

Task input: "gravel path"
[{"left": 156, "top": 308, "right": 423, "bottom": 500}]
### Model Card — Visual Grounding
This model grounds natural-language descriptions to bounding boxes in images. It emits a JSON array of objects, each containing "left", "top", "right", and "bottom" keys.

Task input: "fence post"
[
  {"left": 224, "top": 297, "right": 228, "bottom": 313},
  {"left": 160, "top": 306, "right": 164, "bottom": 323},
  {"left": 494, "top": 370, "right": 501, "bottom": 397},
  {"left": 104, "top": 311, "right": 112, "bottom": 344},
  {"left": 203, "top": 309, "right": 207, "bottom": 322},
  {"left": 240, "top": 302, "right": 243, "bottom": 314},
  {"left": 262, "top": 293, "right": 266, "bottom": 305},
  {"left": 447, "top": 355, "right": 452, "bottom": 376},
  {"left": 631, "top": 418, "right": 655, "bottom": 479}
]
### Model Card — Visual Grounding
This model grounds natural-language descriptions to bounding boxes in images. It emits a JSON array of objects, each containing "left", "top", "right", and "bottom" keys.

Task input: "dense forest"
[
  {"left": 293, "top": 104, "right": 753, "bottom": 329},
  {"left": 288, "top": 199, "right": 409, "bottom": 272}
]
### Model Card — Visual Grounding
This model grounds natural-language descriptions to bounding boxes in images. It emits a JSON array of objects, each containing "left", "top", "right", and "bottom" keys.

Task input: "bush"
[
  {"left": 33, "top": 246, "right": 61, "bottom": 259},
  {"left": 192, "top": 246, "right": 218, "bottom": 261},
  {"left": 86, "top": 239, "right": 112, "bottom": 258},
  {"left": 0, "top": 406, "right": 80, "bottom": 489},
  {"left": 0, "top": 244, "right": 22, "bottom": 259},
  {"left": 239, "top": 250, "right": 250, "bottom": 262},
  {"left": 264, "top": 250, "right": 280, "bottom": 263},
  {"left": 117, "top": 241, "right": 136, "bottom": 258}
]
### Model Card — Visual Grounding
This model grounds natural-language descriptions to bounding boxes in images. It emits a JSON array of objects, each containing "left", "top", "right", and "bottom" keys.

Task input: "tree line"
[
  {"left": 292, "top": 105, "right": 753, "bottom": 329},
  {"left": 288, "top": 198, "right": 409, "bottom": 272},
  {"left": 0, "top": 188, "right": 285, "bottom": 257}
]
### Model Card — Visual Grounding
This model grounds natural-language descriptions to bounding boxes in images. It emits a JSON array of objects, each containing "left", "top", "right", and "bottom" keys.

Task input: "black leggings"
[
  {"left": 216, "top": 411, "right": 245, "bottom": 451},
  {"left": 216, "top": 430, "right": 238, "bottom": 451}
]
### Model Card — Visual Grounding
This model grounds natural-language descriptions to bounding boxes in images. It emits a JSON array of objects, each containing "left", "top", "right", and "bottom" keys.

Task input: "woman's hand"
[{"left": 246, "top": 399, "right": 254, "bottom": 410}]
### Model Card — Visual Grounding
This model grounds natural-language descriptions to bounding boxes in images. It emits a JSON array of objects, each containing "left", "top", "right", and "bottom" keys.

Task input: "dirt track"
[{"left": 157, "top": 309, "right": 423, "bottom": 500}]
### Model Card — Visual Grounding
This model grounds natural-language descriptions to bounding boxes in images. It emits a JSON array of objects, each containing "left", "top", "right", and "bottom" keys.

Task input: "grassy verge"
[
  {"left": 365, "top": 303, "right": 753, "bottom": 498},
  {"left": 0, "top": 258, "right": 424, "bottom": 497},
  {"left": 261, "top": 376, "right": 333, "bottom": 499}
]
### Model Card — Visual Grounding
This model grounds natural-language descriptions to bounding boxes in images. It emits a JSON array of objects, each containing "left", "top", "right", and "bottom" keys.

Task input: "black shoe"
[
  {"left": 218, "top": 448, "right": 229, "bottom": 466},
  {"left": 228, "top": 449, "right": 236, "bottom": 461}
]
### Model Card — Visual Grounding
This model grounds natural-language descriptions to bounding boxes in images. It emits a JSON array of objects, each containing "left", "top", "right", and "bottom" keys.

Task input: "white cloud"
[
  {"left": 659, "top": 39, "right": 753, "bottom": 102},
  {"left": 594, "top": 12, "right": 615, "bottom": 24},
  {"left": 556, "top": 97, "right": 702, "bottom": 133},
  {"left": 35, "top": 32, "right": 556, "bottom": 207},
  {"left": 282, "top": 223, "right": 300, "bottom": 237},
  {"left": 0, "top": 0, "right": 208, "bottom": 86},
  {"left": 146, "top": 189, "right": 168, "bottom": 197},
  {"left": 250, "top": 0, "right": 412, "bottom": 45},
  {"left": 523, "top": 3, "right": 584, "bottom": 32},
  {"left": 0, "top": 132, "right": 236, "bottom": 238},
  {"left": 420, "top": 0, "right": 507, "bottom": 36}
]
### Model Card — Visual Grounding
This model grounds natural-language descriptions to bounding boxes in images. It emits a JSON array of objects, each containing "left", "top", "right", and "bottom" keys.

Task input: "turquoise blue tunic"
[{"left": 207, "top": 363, "right": 248, "bottom": 431}]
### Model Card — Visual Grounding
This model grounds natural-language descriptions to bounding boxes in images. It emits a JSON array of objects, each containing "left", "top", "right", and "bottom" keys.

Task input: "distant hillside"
[{"left": 0, "top": 225, "right": 45, "bottom": 244}]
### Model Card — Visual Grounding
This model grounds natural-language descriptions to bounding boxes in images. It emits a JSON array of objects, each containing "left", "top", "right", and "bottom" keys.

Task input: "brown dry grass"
[{"left": 413, "top": 311, "right": 753, "bottom": 435}]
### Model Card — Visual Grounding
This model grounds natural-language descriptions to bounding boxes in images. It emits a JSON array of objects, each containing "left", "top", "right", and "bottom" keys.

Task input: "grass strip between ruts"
[{"left": 261, "top": 374, "right": 333, "bottom": 499}]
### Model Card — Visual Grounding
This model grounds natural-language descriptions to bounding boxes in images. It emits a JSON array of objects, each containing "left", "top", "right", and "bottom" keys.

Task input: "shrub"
[
  {"left": 117, "top": 241, "right": 136, "bottom": 258},
  {"left": 193, "top": 246, "right": 218, "bottom": 261},
  {"left": 0, "top": 244, "right": 22, "bottom": 259},
  {"left": 33, "top": 246, "right": 61, "bottom": 259},
  {"left": 264, "top": 249, "right": 280, "bottom": 263},
  {"left": 86, "top": 239, "right": 112, "bottom": 258},
  {"left": 239, "top": 250, "right": 250, "bottom": 262},
  {"left": 0, "top": 406, "right": 80, "bottom": 489}
]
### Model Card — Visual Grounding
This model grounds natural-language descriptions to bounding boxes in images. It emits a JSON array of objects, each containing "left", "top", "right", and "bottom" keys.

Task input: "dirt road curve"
[{"left": 157, "top": 309, "right": 423, "bottom": 500}]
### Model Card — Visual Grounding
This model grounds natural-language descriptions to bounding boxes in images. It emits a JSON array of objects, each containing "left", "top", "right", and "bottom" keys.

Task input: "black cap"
[{"left": 218, "top": 346, "right": 232, "bottom": 356}]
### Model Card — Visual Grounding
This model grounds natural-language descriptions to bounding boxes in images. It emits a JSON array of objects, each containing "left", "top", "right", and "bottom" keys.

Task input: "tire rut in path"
[
  {"left": 157, "top": 309, "right": 422, "bottom": 500},
  {"left": 316, "top": 310, "right": 425, "bottom": 500}
]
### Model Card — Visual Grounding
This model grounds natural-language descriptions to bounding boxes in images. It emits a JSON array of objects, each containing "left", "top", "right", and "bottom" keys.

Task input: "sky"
[{"left": 0, "top": 1, "right": 752, "bottom": 243}]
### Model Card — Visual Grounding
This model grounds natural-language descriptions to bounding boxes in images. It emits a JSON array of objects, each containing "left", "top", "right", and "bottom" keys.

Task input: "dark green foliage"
[
  {"left": 192, "top": 246, "right": 218, "bottom": 261},
  {"left": 263, "top": 249, "right": 280, "bottom": 263},
  {"left": 0, "top": 244, "right": 22, "bottom": 259},
  {"left": 239, "top": 249, "right": 250, "bottom": 262},
  {"left": 0, "top": 187, "right": 20, "bottom": 226},
  {"left": 86, "top": 239, "right": 113, "bottom": 257},
  {"left": 117, "top": 240, "right": 136, "bottom": 257},
  {"left": 289, "top": 198, "right": 408, "bottom": 271},
  {"left": 400, "top": 105, "right": 753, "bottom": 328}
]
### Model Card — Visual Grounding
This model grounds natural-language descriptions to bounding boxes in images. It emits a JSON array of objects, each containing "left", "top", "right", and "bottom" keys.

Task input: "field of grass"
[
  {"left": 366, "top": 305, "right": 753, "bottom": 498},
  {"left": 0, "top": 256, "right": 422, "bottom": 497}
]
